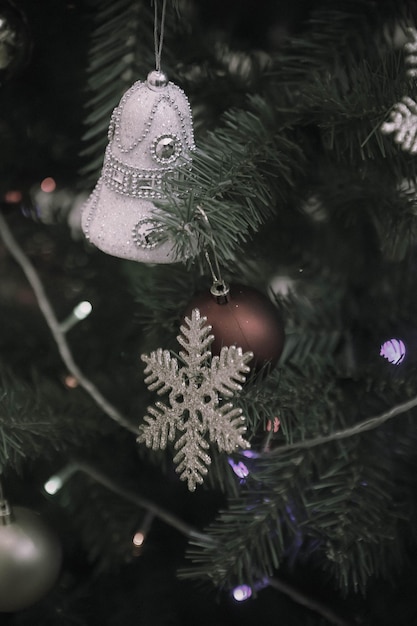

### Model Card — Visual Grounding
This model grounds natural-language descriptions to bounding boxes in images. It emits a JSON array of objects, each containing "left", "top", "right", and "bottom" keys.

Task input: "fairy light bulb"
[
  {"left": 132, "top": 512, "right": 154, "bottom": 556},
  {"left": 64, "top": 375, "right": 79, "bottom": 389},
  {"left": 74, "top": 301, "right": 93, "bottom": 320},
  {"left": 266, "top": 417, "right": 280, "bottom": 432},
  {"left": 380, "top": 338, "right": 406, "bottom": 365},
  {"left": 132, "top": 531, "right": 145, "bottom": 547},
  {"left": 40, "top": 177, "right": 56, "bottom": 193},
  {"left": 60, "top": 301, "right": 93, "bottom": 333},
  {"left": 228, "top": 458, "right": 249, "bottom": 479},
  {"left": 232, "top": 585, "right": 252, "bottom": 602},
  {"left": 44, "top": 476, "right": 63, "bottom": 496},
  {"left": 44, "top": 464, "right": 78, "bottom": 495},
  {"left": 132, "top": 530, "right": 146, "bottom": 557},
  {"left": 4, "top": 190, "right": 22, "bottom": 203},
  {"left": 242, "top": 450, "right": 259, "bottom": 459}
]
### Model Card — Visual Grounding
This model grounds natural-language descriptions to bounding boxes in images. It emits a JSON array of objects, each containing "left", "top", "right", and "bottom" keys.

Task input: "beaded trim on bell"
[
  {"left": 82, "top": 181, "right": 101, "bottom": 241},
  {"left": 102, "top": 150, "right": 188, "bottom": 199},
  {"left": 132, "top": 218, "right": 165, "bottom": 249},
  {"left": 108, "top": 81, "right": 195, "bottom": 154},
  {"left": 82, "top": 181, "right": 168, "bottom": 252}
]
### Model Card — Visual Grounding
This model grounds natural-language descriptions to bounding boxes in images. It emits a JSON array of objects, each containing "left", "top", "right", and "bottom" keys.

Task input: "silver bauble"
[
  {"left": 0, "top": 504, "right": 62, "bottom": 612},
  {"left": 0, "top": 0, "right": 31, "bottom": 81},
  {"left": 82, "top": 69, "right": 195, "bottom": 264}
]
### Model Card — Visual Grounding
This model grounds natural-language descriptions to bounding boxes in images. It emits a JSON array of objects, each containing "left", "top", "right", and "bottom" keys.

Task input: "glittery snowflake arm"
[
  {"left": 138, "top": 400, "right": 183, "bottom": 450},
  {"left": 381, "top": 96, "right": 417, "bottom": 153},
  {"left": 177, "top": 309, "right": 214, "bottom": 369},
  {"left": 138, "top": 348, "right": 183, "bottom": 449},
  {"left": 173, "top": 416, "right": 211, "bottom": 491},
  {"left": 200, "top": 346, "right": 252, "bottom": 455},
  {"left": 380, "top": 28, "right": 417, "bottom": 153},
  {"left": 207, "top": 345, "right": 253, "bottom": 397},
  {"left": 405, "top": 27, "right": 417, "bottom": 78},
  {"left": 141, "top": 347, "right": 179, "bottom": 394},
  {"left": 205, "top": 402, "right": 250, "bottom": 454}
]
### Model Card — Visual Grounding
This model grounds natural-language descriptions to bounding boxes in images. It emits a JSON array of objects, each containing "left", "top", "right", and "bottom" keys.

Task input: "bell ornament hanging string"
[{"left": 153, "top": 0, "right": 167, "bottom": 72}]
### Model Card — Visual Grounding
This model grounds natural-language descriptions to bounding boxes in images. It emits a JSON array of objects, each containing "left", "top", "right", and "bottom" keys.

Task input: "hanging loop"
[
  {"left": 153, "top": 0, "right": 167, "bottom": 72},
  {"left": 195, "top": 206, "right": 230, "bottom": 300},
  {"left": 0, "top": 479, "right": 11, "bottom": 524}
]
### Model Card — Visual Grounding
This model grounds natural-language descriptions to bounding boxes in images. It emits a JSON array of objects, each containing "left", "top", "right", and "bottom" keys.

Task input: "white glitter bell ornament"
[{"left": 82, "top": 69, "right": 195, "bottom": 263}]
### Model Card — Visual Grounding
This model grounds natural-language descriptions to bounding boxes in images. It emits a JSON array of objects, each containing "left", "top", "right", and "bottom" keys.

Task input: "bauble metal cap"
[{"left": 147, "top": 69, "right": 169, "bottom": 90}]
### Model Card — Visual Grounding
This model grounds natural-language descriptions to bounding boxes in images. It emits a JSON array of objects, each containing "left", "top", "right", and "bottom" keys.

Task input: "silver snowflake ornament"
[{"left": 137, "top": 308, "right": 253, "bottom": 491}]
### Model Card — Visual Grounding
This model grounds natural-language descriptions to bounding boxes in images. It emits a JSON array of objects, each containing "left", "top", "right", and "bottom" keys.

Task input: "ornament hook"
[
  {"left": 0, "top": 479, "right": 12, "bottom": 524},
  {"left": 196, "top": 206, "right": 230, "bottom": 302}
]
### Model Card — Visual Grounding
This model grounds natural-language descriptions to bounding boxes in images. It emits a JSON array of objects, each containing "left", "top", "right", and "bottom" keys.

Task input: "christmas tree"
[{"left": 2, "top": 0, "right": 417, "bottom": 623}]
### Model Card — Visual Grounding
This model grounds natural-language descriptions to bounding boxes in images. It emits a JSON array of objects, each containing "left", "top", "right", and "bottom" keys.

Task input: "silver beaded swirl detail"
[
  {"left": 111, "top": 81, "right": 194, "bottom": 155},
  {"left": 132, "top": 218, "right": 165, "bottom": 249}
]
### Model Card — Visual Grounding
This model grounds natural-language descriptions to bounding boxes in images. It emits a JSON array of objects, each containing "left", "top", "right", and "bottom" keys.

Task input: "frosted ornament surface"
[
  {"left": 81, "top": 75, "right": 194, "bottom": 264},
  {"left": 138, "top": 309, "right": 253, "bottom": 491}
]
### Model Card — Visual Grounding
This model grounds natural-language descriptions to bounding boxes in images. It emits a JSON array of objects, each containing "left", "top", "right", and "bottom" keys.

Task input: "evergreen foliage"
[{"left": 3, "top": 0, "right": 417, "bottom": 624}]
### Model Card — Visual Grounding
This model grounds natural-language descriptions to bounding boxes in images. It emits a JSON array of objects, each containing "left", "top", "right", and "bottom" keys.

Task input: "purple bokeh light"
[
  {"left": 232, "top": 585, "right": 252, "bottom": 602},
  {"left": 228, "top": 458, "right": 249, "bottom": 479},
  {"left": 380, "top": 338, "right": 406, "bottom": 365},
  {"left": 241, "top": 450, "right": 259, "bottom": 459}
]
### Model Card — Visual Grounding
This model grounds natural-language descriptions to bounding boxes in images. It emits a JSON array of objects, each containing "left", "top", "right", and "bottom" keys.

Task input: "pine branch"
[
  {"left": 268, "top": 577, "right": 354, "bottom": 626},
  {"left": 181, "top": 453, "right": 310, "bottom": 587},
  {"left": 0, "top": 368, "right": 95, "bottom": 471},
  {"left": 80, "top": 0, "right": 149, "bottom": 186},
  {"left": 80, "top": 0, "right": 187, "bottom": 188},
  {"left": 301, "top": 446, "right": 404, "bottom": 592},
  {"left": 73, "top": 462, "right": 215, "bottom": 546},
  {"left": 270, "top": 392, "right": 417, "bottom": 454},
  {"left": 182, "top": 434, "right": 406, "bottom": 595},
  {"left": 149, "top": 100, "right": 306, "bottom": 265},
  {"left": 70, "top": 464, "right": 349, "bottom": 626},
  {"left": 272, "top": 0, "right": 417, "bottom": 79},
  {"left": 181, "top": 361, "right": 417, "bottom": 592},
  {"left": 0, "top": 213, "right": 137, "bottom": 435}
]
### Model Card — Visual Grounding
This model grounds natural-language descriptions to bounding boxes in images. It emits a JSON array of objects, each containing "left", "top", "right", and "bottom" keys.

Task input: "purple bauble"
[{"left": 184, "top": 284, "right": 285, "bottom": 370}]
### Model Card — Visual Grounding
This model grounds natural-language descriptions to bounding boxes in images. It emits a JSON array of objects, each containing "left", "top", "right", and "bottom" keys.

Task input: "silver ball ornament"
[
  {"left": 0, "top": 503, "right": 62, "bottom": 612},
  {"left": 0, "top": 0, "right": 31, "bottom": 82}
]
